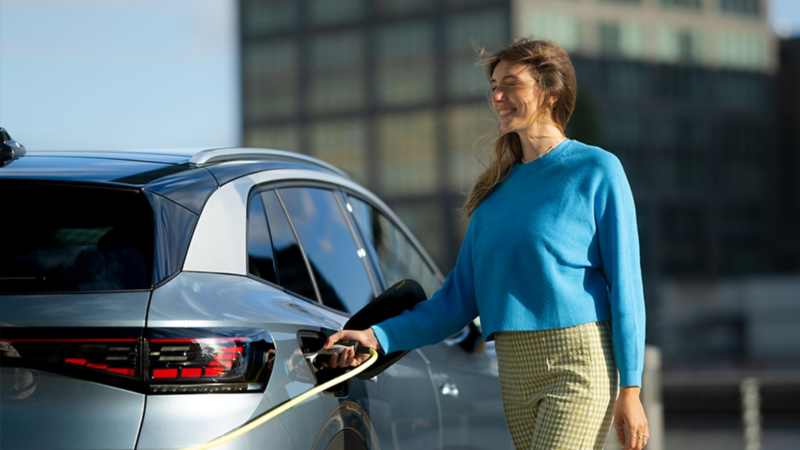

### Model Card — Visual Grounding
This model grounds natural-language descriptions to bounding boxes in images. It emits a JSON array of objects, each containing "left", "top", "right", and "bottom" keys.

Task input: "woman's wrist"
[{"left": 619, "top": 386, "right": 641, "bottom": 396}]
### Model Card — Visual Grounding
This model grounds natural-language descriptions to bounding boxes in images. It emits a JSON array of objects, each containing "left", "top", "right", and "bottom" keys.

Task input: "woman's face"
[{"left": 490, "top": 60, "right": 543, "bottom": 132}]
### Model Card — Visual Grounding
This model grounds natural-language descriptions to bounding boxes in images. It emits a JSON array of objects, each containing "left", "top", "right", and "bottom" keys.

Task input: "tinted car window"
[
  {"left": 0, "top": 180, "right": 153, "bottom": 294},
  {"left": 261, "top": 190, "right": 317, "bottom": 301},
  {"left": 279, "top": 188, "right": 375, "bottom": 313},
  {"left": 347, "top": 196, "right": 441, "bottom": 298},
  {"left": 247, "top": 192, "right": 277, "bottom": 284}
]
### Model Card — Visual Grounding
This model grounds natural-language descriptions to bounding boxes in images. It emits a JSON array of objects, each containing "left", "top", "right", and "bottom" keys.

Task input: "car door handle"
[{"left": 440, "top": 382, "right": 459, "bottom": 398}]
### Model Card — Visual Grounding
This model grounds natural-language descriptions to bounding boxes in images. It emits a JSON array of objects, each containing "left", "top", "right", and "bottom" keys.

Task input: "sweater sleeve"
[
  {"left": 594, "top": 155, "right": 646, "bottom": 387},
  {"left": 371, "top": 220, "right": 479, "bottom": 354}
]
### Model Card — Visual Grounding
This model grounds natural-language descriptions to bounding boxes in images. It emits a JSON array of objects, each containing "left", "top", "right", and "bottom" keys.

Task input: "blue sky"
[{"left": 0, "top": 0, "right": 798, "bottom": 151}]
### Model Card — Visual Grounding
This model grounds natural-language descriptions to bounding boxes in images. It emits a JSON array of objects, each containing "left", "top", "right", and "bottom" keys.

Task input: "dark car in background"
[{"left": 0, "top": 139, "right": 512, "bottom": 450}]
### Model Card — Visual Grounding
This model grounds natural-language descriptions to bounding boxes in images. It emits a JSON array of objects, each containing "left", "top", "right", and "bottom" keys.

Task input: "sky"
[{"left": 0, "top": 0, "right": 799, "bottom": 151}]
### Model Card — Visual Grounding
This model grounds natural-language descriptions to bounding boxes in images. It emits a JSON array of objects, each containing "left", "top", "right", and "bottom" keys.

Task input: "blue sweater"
[{"left": 372, "top": 139, "right": 646, "bottom": 387}]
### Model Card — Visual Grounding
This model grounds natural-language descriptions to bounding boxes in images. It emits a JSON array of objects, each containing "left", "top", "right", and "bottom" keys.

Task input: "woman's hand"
[
  {"left": 613, "top": 386, "right": 649, "bottom": 449},
  {"left": 322, "top": 328, "right": 382, "bottom": 369}
]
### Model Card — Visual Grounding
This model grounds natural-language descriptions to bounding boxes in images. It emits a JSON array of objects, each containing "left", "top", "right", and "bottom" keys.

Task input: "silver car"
[{"left": 0, "top": 144, "right": 512, "bottom": 450}]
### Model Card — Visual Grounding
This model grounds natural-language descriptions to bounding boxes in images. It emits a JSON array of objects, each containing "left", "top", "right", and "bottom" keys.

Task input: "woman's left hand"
[{"left": 613, "top": 386, "right": 649, "bottom": 449}]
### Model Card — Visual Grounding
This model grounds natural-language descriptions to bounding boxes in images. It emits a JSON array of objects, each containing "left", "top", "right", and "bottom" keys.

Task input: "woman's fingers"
[{"left": 614, "top": 422, "right": 625, "bottom": 447}]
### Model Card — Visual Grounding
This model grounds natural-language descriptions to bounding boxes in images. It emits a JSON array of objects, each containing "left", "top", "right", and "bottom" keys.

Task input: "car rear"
[{"left": 0, "top": 179, "right": 154, "bottom": 449}]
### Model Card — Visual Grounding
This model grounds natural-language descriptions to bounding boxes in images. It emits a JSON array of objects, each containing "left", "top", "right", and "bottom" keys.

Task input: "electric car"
[{"left": 0, "top": 134, "right": 513, "bottom": 450}]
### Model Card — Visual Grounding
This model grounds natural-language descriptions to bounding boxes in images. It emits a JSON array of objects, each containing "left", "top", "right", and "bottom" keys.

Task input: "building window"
[
  {"left": 657, "top": 27, "right": 703, "bottom": 63},
  {"left": 519, "top": 10, "right": 582, "bottom": 53},
  {"left": 716, "top": 31, "right": 767, "bottom": 70},
  {"left": 307, "top": 32, "right": 365, "bottom": 113},
  {"left": 598, "top": 108, "right": 647, "bottom": 188},
  {"left": 245, "top": 126, "right": 300, "bottom": 152},
  {"left": 309, "top": 119, "right": 368, "bottom": 185},
  {"left": 655, "top": 116, "right": 711, "bottom": 190},
  {"left": 660, "top": 0, "right": 702, "bottom": 10},
  {"left": 661, "top": 207, "right": 708, "bottom": 277},
  {"left": 243, "top": 40, "right": 298, "bottom": 120},
  {"left": 599, "top": 21, "right": 644, "bottom": 58},
  {"left": 377, "top": 21, "right": 435, "bottom": 106},
  {"left": 242, "top": 0, "right": 296, "bottom": 35},
  {"left": 598, "top": 23, "right": 621, "bottom": 56},
  {"left": 715, "top": 72, "right": 768, "bottom": 108},
  {"left": 376, "top": 0, "right": 431, "bottom": 15},
  {"left": 445, "top": 9, "right": 508, "bottom": 99},
  {"left": 447, "top": 104, "right": 495, "bottom": 192},
  {"left": 719, "top": 0, "right": 761, "bottom": 17},
  {"left": 719, "top": 119, "right": 768, "bottom": 194},
  {"left": 719, "top": 207, "right": 768, "bottom": 275},
  {"left": 598, "top": 60, "right": 648, "bottom": 99},
  {"left": 378, "top": 111, "right": 437, "bottom": 196},
  {"left": 309, "top": 0, "right": 363, "bottom": 25}
]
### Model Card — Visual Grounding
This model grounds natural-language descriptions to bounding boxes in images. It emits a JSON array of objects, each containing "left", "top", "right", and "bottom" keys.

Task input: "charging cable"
[{"left": 183, "top": 346, "right": 378, "bottom": 450}]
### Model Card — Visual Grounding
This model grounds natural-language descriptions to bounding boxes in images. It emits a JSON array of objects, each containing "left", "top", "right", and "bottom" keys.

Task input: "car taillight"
[
  {"left": 0, "top": 328, "right": 274, "bottom": 395},
  {"left": 0, "top": 337, "right": 140, "bottom": 379}
]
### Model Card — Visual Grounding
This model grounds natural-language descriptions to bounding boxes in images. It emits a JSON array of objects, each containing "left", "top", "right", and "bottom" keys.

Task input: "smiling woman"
[{"left": 325, "top": 37, "right": 650, "bottom": 450}]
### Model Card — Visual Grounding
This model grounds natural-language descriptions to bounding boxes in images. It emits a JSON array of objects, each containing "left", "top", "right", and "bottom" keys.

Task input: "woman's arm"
[
  {"left": 325, "top": 219, "right": 480, "bottom": 366},
  {"left": 595, "top": 154, "right": 646, "bottom": 388}
]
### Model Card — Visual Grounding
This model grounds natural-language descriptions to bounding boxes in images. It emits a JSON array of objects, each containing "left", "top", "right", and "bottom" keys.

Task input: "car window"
[
  {"left": 347, "top": 196, "right": 441, "bottom": 298},
  {"left": 0, "top": 180, "right": 153, "bottom": 294},
  {"left": 247, "top": 192, "right": 277, "bottom": 284},
  {"left": 260, "top": 190, "right": 318, "bottom": 301},
  {"left": 278, "top": 187, "right": 375, "bottom": 314}
]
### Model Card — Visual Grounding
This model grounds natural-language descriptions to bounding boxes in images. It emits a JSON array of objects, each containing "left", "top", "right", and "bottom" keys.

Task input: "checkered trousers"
[{"left": 494, "top": 320, "right": 618, "bottom": 450}]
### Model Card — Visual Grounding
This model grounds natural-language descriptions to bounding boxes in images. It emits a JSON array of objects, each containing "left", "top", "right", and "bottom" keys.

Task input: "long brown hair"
[{"left": 462, "top": 38, "right": 577, "bottom": 217}]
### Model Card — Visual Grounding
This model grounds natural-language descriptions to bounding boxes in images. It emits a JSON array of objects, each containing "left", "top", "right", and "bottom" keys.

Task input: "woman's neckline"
[{"left": 515, "top": 138, "right": 571, "bottom": 168}]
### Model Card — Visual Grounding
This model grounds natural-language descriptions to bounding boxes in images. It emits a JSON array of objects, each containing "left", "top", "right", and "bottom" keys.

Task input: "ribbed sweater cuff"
[
  {"left": 619, "top": 369, "right": 643, "bottom": 388},
  {"left": 370, "top": 324, "right": 394, "bottom": 355}
]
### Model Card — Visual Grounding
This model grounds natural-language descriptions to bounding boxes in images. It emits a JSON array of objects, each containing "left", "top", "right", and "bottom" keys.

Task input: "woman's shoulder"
[{"left": 561, "top": 139, "right": 625, "bottom": 176}]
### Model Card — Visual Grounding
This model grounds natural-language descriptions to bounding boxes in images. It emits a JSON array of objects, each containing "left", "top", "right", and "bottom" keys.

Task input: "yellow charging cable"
[{"left": 183, "top": 348, "right": 379, "bottom": 450}]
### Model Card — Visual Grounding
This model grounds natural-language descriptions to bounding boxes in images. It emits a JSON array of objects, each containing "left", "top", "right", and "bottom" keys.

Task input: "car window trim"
[
  {"left": 330, "top": 190, "right": 379, "bottom": 297},
  {"left": 335, "top": 189, "right": 388, "bottom": 292},
  {"left": 341, "top": 188, "right": 445, "bottom": 284},
  {"left": 245, "top": 188, "right": 279, "bottom": 286},
  {"left": 274, "top": 189, "right": 324, "bottom": 305}
]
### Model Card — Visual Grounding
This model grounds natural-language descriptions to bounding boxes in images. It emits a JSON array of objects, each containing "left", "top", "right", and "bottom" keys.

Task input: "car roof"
[{"left": 0, "top": 148, "right": 349, "bottom": 213}]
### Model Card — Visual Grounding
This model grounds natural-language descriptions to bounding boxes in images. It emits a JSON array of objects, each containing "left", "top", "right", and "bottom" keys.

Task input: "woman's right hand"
[{"left": 323, "top": 328, "right": 382, "bottom": 369}]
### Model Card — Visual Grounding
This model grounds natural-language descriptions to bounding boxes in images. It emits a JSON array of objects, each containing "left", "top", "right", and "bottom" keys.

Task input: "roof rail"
[{"left": 189, "top": 147, "right": 349, "bottom": 178}]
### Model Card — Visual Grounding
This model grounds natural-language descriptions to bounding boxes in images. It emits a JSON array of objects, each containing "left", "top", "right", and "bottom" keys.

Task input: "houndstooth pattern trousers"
[{"left": 494, "top": 320, "right": 618, "bottom": 450}]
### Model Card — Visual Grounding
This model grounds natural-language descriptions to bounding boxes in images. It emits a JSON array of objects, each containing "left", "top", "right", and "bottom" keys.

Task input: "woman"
[{"left": 325, "top": 38, "right": 649, "bottom": 450}]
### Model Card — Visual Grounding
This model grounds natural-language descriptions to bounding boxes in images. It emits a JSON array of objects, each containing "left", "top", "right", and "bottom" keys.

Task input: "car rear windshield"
[{"left": 0, "top": 180, "right": 154, "bottom": 294}]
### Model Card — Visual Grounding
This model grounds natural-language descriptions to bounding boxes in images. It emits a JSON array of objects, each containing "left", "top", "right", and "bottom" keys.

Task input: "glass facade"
[
  {"left": 377, "top": 21, "right": 435, "bottom": 106},
  {"left": 447, "top": 104, "right": 495, "bottom": 192},
  {"left": 720, "top": 0, "right": 761, "bottom": 17},
  {"left": 657, "top": 27, "right": 704, "bottom": 63},
  {"left": 245, "top": 125, "right": 300, "bottom": 152},
  {"left": 243, "top": 40, "right": 297, "bottom": 120},
  {"left": 308, "top": 32, "right": 366, "bottom": 113},
  {"left": 378, "top": 111, "right": 437, "bottom": 195},
  {"left": 309, "top": 0, "right": 363, "bottom": 25},
  {"left": 310, "top": 119, "right": 368, "bottom": 184},
  {"left": 661, "top": 0, "right": 702, "bottom": 10},
  {"left": 717, "top": 30, "right": 767, "bottom": 70},
  {"left": 242, "top": 0, "right": 296, "bottom": 34},
  {"left": 520, "top": 11, "right": 581, "bottom": 53},
  {"left": 445, "top": 9, "right": 507, "bottom": 98}
]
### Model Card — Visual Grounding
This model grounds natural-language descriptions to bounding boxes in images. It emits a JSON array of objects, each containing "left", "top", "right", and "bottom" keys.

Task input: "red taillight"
[
  {"left": 0, "top": 328, "right": 274, "bottom": 395},
  {"left": 0, "top": 337, "right": 140, "bottom": 380}
]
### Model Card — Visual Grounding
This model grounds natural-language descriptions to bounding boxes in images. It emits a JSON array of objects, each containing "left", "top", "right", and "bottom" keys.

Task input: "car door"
[
  {"left": 344, "top": 193, "right": 513, "bottom": 450},
  {"left": 258, "top": 184, "right": 441, "bottom": 450}
]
